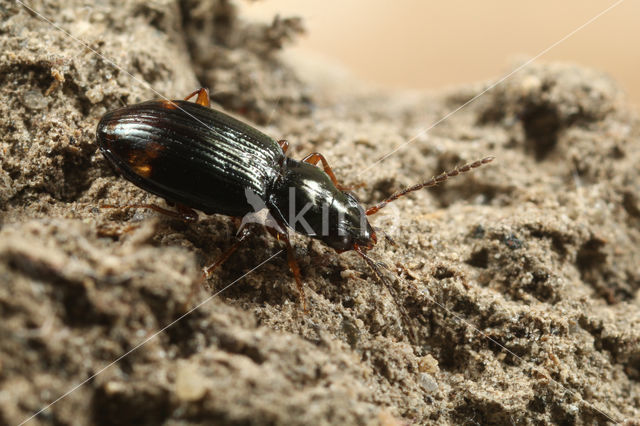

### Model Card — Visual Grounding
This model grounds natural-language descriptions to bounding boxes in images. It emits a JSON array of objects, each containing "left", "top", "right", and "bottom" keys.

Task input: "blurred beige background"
[{"left": 241, "top": 1, "right": 639, "bottom": 109}]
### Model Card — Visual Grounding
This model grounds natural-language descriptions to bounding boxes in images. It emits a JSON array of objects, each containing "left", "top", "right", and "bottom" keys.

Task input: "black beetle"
[{"left": 96, "top": 88, "right": 493, "bottom": 309}]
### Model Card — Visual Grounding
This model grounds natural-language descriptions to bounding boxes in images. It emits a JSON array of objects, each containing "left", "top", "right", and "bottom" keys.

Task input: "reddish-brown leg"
[
  {"left": 278, "top": 139, "right": 289, "bottom": 154},
  {"left": 283, "top": 235, "right": 307, "bottom": 312},
  {"left": 183, "top": 226, "right": 254, "bottom": 308},
  {"left": 97, "top": 223, "right": 140, "bottom": 238},
  {"left": 265, "top": 226, "right": 307, "bottom": 312},
  {"left": 101, "top": 203, "right": 198, "bottom": 223},
  {"left": 184, "top": 88, "right": 210, "bottom": 107},
  {"left": 175, "top": 204, "right": 199, "bottom": 223},
  {"left": 302, "top": 152, "right": 349, "bottom": 191},
  {"left": 201, "top": 226, "right": 253, "bottom": 280}
]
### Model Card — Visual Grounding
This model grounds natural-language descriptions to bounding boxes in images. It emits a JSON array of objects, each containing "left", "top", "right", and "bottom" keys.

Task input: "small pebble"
[
  {"left": 175, "top": 362, "right": 208, "bottom": 401},
  {"left": 419, "top": 373, "right": 439, "bottom": 393}
]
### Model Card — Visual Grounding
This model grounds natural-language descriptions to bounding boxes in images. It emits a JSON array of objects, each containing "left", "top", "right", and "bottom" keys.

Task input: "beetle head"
[{"left": 320, "top": 192, "right": 377, "bottom": 252}]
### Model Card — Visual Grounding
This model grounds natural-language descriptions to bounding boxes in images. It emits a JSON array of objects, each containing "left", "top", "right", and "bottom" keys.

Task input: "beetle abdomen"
[{"left": 97, "top": 100, "right": 284, "bottom": 216}]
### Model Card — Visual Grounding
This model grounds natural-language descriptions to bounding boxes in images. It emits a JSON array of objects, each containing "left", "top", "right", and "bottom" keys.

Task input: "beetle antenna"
[
  {"left": 353, "top": 244, "right": 388, "bottom": 283},
  {"left": 353, "top": 244, "right": 418, "bottom": 342},
  {"left": 365, "top": 156, "right": 494, "bottom": 216},
  {"left": 372, "top": 226, "right": 397, "bottom": 246}
]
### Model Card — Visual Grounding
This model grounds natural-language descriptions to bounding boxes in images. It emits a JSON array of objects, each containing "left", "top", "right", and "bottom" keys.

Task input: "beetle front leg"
[
  {"left": 283, "top": 235, "right": 307, "bottom": 312},
  {"left": 183, "top": 88, "right": 210, "bottom": 107}
]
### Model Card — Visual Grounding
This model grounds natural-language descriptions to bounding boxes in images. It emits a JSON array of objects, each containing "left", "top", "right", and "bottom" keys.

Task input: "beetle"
[{"left": 96, "top": 88, "right": 493, "bottom": 309}]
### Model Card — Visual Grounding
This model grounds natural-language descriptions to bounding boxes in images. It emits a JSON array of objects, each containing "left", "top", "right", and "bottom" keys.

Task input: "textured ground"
[{"left": 1, "top": 1, "right": 639, "bottom": 425}]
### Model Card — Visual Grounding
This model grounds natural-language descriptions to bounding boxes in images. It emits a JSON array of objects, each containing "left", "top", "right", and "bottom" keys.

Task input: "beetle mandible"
[{"left": 96, "top": 88, "right": 493, "bottom": 310}]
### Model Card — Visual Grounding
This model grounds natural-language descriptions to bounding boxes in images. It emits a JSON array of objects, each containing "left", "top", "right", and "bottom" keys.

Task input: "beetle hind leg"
[{"left": 100, "top": 203, "right": 198, "bottom": 223}]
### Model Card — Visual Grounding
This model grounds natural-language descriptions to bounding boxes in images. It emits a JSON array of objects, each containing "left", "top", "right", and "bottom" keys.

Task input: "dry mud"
[{"left": 1, "top": 1, "right": 639, "bottom": 425}]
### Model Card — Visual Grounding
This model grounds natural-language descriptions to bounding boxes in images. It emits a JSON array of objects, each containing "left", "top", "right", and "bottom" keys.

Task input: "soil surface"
[{"left": 1, "top": 1, "right": 639, "bottom": 425}]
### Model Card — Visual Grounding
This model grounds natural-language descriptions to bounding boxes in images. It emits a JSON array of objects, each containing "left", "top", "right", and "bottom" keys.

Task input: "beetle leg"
[
  {"left": 201, "top": 226, "right": 253, "bottom": 280},
  {"left": 97, "top": 223, "right": 140, "bottom": 238},
  {"left": 302, "top": 152, "right": 349, "bottom": 191},
  {"left": 175, "top": 203, "right": 199, "bottom": 223},
  {"left": 183, "top": 88, "right": 210, "bottom": 107},
  {"left": 276, "top": 140, "right": 289, "bottom": 168},
  {"left": 265, "top": 227, "right": 308, "bottom": 312},
  {"left": 284, "top": 235, "right": 308, "bottom": 312},
  {"left": 182, "top": 226, "right": 255, "bottom": 309},
  {"left": 100, "top": 203, "right": 198, "bottom": 223},
  {"left": 277, "top": 139, "right": 289, "bottom": 154}
]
